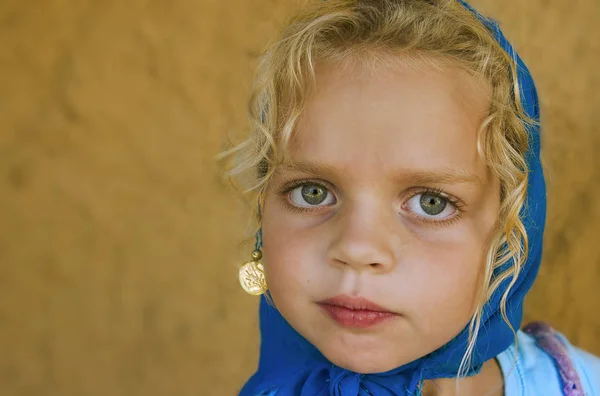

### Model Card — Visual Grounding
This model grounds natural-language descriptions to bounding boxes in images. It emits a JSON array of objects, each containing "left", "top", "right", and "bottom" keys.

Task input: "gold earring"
[{"left": 239, "top": 249, "right": 267, "bottom": 296}]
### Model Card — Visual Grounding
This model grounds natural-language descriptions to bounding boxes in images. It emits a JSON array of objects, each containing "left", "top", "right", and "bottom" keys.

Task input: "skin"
[{"left": 261, "top": 58, "right": 504, "bottom": 395}]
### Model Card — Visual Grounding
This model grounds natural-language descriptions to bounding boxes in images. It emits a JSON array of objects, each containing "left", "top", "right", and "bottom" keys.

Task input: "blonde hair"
[{"left": 220, "top": 0, "right": 534, "bottom": 379}]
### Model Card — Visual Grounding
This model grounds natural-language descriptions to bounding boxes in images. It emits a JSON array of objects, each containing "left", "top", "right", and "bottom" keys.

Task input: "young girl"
[{"left": 221, "top": 0, "right": 600, "bottom": 395}]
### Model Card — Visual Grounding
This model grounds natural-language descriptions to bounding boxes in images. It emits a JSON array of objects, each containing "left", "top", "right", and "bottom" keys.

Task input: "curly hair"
[{"left": 219, "top": 0, "right": 536, "bottom": 379}]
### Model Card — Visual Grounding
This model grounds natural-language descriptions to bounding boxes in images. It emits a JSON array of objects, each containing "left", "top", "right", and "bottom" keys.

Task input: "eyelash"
[
  {"left": 406, "top": 187, "right": 465, "bottom": 227},
  {"left": 276, "top": 179, "right": 334, "bottom": 214},
  {"left": 276, "top": 180, "right": 466, "bottom": 226}
]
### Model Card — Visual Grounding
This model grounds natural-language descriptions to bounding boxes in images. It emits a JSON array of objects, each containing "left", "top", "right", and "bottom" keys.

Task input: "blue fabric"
[
  {"left": 497, "top": 331, "right": 600, "bottom": 395},
  {"left": 240, "top": 1, "right": 547, "bottom": 395}
]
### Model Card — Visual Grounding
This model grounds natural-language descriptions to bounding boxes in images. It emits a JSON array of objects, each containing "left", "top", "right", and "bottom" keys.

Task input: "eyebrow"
[
  {"left": 279, "top": 161, "right": 483, "bottom": 185},
  {"left": 393, "top": 169, "right": 483, "bottom": 185}
]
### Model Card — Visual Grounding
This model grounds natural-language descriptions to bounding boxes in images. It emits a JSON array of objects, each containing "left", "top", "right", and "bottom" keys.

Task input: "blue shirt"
[
  {"left": 497, "top": 331, "right": 600, "bottom": 395},
  {"left": 252, "top": 330, "right": 600, "bottom": 395}
]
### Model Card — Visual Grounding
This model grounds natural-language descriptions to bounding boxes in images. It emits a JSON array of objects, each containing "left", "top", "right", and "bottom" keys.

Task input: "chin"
[{"left": 324, "top": 348, "right": 404, "bottom": 374}]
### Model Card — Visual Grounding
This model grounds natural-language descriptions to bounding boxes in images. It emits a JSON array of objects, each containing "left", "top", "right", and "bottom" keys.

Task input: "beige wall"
[{"left": 0, "top": 0, "right": 598, "bottom": 395}]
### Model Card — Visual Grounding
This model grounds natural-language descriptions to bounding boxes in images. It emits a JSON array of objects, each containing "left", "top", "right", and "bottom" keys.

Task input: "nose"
[{"left": 327, "top": 202, "right": 398, "bottom": 272}]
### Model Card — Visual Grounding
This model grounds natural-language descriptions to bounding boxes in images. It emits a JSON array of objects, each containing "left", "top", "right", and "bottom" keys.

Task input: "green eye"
[
  {"left": 419, "top": 193, "right": 447, "bottom": 215},
  {"left": 286, "top": 182, "right": 335, "bottom": 208},
  {"left": 301, "top": 184, "right": 328, "bottom": 205}
]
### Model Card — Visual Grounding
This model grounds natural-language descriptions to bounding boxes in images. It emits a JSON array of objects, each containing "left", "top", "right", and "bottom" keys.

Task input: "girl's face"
[{"left": 261, "top": 59, "right": 500, "bottom": 374}]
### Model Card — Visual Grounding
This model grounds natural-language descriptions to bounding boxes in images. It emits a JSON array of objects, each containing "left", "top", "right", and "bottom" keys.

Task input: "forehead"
[{"left": 287, "top": 59, "right": 492, "bottom": 178}]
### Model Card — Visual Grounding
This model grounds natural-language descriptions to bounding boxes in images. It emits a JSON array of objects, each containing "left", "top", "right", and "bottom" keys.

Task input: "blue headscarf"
[{"left": 240, "top": 1, "right": 546, "bottom": 394}]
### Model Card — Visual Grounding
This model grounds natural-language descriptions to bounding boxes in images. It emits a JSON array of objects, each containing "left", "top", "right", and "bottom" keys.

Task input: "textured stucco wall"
[{"left": 0, "top": 0, "right": 598, "bottom": 395}]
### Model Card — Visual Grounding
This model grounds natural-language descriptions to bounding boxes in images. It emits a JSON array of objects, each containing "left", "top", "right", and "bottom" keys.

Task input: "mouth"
[{"left": 317, "top": 295, "right": 399, "bottom": 329}]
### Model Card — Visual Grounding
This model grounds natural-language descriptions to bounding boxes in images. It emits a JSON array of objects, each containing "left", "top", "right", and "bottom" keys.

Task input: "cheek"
[
  {"left": 399, "top": 231, "right": 488, "bottom": 333},
  {"left": 260, "top": 197, "right": 320, "bottom": 299}
]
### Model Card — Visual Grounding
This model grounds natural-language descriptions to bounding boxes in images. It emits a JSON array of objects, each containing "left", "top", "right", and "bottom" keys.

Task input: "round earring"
[
  {"left": 239, "top": 223, "right": 267, "bottom": 296},
  {"left": 239, "top": 248, "right": 267, "bottom": 296}
]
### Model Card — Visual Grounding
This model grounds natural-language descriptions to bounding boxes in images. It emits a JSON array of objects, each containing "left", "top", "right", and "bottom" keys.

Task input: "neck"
[{"left": 421, "top": 358, "right": 504, "bottom": 396}]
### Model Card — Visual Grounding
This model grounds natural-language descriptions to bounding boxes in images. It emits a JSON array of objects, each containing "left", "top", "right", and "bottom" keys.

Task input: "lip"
[{"left": 317, "top": 295, "right": 399, "bottom": 329}]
